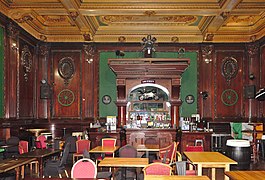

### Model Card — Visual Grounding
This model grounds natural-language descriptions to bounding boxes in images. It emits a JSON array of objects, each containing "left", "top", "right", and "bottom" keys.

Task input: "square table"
[
  {"left": 225, "top": 170, "right": 265, "bottom": 180},
  {"left": 136, "top": 144, "right": 159, "bottom": 158},
  {"left": 0, "top": 157, "right": 37, "bottom": 180},
  {"left": 184, "top": 152, "right": 237, "bottom": 180},
  {"left": 89, "top": 146, "right": 120, "bottom": 154},
  {"left": 98, "top": 157, "right": 149, "bottom": 168},
  {"left": 145, "top": 175, "right": 210, "bottom": 180},
  {"left": 19, "top": 149, "right": 61, "bottom": 177}
]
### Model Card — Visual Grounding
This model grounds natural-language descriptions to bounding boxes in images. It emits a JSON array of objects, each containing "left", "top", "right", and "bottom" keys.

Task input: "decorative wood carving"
[
  {"left": 21, "top": 45, "right": 33, "bottom": 82},
  {"left": 221, "top": 57, "right": 238, "bottom": 83},
  {"left": 7, "top": 22, "right": 19, "bottom": 38},
  {"left": 58, "top": 57, "right": 75, "bottom": 85},
  {"left": 39, "top": 45, "right": 49, "bottom": 56},
  {"left": 246, "top": 44, "right": 259, "bottom": 58}
]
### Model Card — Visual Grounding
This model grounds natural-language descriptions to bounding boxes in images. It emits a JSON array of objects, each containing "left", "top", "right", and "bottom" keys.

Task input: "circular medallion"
[
  {"left": 58, "top": 57, "right": 75, "bottom": 80},
  {"left": 221, "top": 57, "right": 238, "bottom": 81},
  {"left": 102, "top": 95, "right": 111, "bottom": 104},
  {"left": 185, "top": 94, "right": 195, "bottom": 104},
  {"left": 221, "top": 89, "right": 238, "bottom": 106},
  {"left": 58, "top": 89, "right": 75, "bottom": 106}
]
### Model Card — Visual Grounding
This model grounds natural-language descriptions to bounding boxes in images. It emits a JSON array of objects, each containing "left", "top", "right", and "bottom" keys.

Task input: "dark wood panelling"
[
  {"left": 51, "top": 50, "right": 81, "bottom": 118},
  {"left": 18, "top": 39, "right": 35, "bottom": 118},
  {"left": 215, "top": 50, "right": 245, "bottom": 119}
]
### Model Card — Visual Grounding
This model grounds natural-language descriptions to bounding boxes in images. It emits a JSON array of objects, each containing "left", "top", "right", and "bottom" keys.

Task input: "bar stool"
[{"left": 195, "top": 139, "right": 203, "bottom": 147}]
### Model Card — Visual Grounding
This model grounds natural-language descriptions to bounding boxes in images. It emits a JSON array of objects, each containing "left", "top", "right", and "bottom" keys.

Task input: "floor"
[{"left": 21, "top": 156, "right": 265, "bottom": 180}]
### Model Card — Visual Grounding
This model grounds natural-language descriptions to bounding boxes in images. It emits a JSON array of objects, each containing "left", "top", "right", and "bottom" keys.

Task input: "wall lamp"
[
  {"left": 11, "top": 42, "right": 18, "bottom": 50},
  {"left": 142, "top": 34, "right": 157, "bottom": 55},
  {"left": 200, "top": 91, "right": 209, "bottom": 100},
  {"left": 115, "top": 50, "right": 125, "bottom": 57}
]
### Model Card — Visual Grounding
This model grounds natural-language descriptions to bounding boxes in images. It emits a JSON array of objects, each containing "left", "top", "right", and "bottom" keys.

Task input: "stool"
[{"left": 195, "top": 139, "right": 203, "bottom": 146}]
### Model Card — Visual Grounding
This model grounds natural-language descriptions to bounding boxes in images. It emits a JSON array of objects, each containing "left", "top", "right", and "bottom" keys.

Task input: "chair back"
[
  {"left": 76, "top": 140, "right": 91, "bottom": 154},
  {"left": 143, "top": 162, "right": 172, "bottom": 176},
  {"left": 19, "top": 140, "right": 28, "bottom": 153},
  {"left": 159, "top": 141, "right": 178, "bottom": 164},
  {"left": 175, "top": 161, "right": 187, "bottom": 175},
  {"left": 37, "top": 135, "right": 47, "bottom": 149},
  {"left": 185, "top": 145, "right": 204, "bottom": 152},
  {"left": 71, "top": 158, "right": 97, "bottom": 178},
  {"left": 119, "top": 144, "right": 137, "bottom": 158},
  {"left": 83, "top": 149, "right": 90, "bottom": 159},
  {"left": 65, "top": 136, "right": 77, "bottom": 153},
  {"left": 6, "top": 136, "right": 20, "bottom": 145},
  {"left": 59, "top": 142, "right": 71, "bottom": 166},
  {"left": 102, "top": 138, "right": 116, "bottom": 147},
  {"left": 18, "top": 145, "right": 24, "bottom": 154}
]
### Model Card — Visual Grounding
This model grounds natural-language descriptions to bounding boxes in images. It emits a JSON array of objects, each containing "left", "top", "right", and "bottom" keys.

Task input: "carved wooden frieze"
[
  {"left": 21, "top": 45, "right": 32, "bottom": 81},
  {"left": 221, "top": 57, "right": 238, "bottom": 83},
  {"left": 58, "top": 57, "right": 75, "bottom": 85}
]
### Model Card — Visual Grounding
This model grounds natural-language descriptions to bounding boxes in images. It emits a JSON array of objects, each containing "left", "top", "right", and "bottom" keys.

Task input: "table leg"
[
  {"left": 14, "top": 167, "right": 21, "bottom": 180},
  {"left": 146, "top": 151, "right": 149, "bottom": 158},
  {"left": 39, "top": 158, "right": 43, "bottom": 177},
  {"left": 197, "top": 164, "right": 202, "bottom": 176},
  {"left": 224, "top": 164, "right": 230, "bottom": 180},
  {"left": 211, "top": 168, "right": 216, "bottom": 180}
]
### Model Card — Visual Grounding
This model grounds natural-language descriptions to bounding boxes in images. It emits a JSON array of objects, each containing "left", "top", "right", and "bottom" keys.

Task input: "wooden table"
[
  {"left": 225, "top": 170, "right": 265, "bottom": 180},
  {"left": 19, "top": 149, "right": 61, "bottom": 177},
  {"left": 98, "top": 157, "right": 148, "bottom": 168},
  {"left": 0, "top": 157, "right": 37, "bottom": 180},
  {"left": 136, "top": 144, "right": 159, "bottom": 158},
  {"left": 98, "top": 157, "right": 149, "bottom": 179},
  {"left": 184, "top": 152, "right": 237, "bottom": 180},
  {"left": 89, "top": 146, "right": 120, "bottom": 154},
  {"left": 145, "top": 175, "right": 210, "bottom": 180}
]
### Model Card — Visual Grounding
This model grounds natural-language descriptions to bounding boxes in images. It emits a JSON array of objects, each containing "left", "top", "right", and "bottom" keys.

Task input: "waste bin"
[{"left": 226, "top": 139, "right": 251, "bottom": 170}]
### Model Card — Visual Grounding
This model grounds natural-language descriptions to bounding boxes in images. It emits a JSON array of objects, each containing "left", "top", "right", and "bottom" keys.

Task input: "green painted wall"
[
  {"left": 99, "top": 51, "right": 197, "bottom": 118},
  {"left": 0, "top": 27, "right": 4, "bottom": 118}
]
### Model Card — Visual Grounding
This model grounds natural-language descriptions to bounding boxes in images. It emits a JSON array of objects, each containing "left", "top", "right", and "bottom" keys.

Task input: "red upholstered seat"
[
  {"left": 71, "top": 158, "right": 97, "bottom": 178},
  {"left": 143, "top": 162, "right": 172, "bottom": 176},
  {"left": 96, "top": 138, "right": 116, "bottom": 164},
  {"left": 185, "top": 145, "right": 204, "bottom": 152},
  {"left": 36, "top": 135, "right": 47, "bottom": 149}
]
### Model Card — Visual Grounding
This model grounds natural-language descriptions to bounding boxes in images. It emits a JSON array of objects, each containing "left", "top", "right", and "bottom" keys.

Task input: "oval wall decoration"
[
  {"left": 221, "top": 57, "right": 238, "bottom": 82},
  {"left": 58, "top": 57, "right": 75, "bottom": 85},
  {"left": 21, "top": 45, "right": 32, "bottom": 81}
]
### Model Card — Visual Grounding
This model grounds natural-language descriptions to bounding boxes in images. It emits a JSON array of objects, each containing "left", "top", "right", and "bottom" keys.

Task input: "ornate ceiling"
[{"left": 0, "top": 0, "right": 264, "bottom": 43}]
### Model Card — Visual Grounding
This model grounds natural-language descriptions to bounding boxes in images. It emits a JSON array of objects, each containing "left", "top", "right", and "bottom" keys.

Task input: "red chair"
[
  {"left": 153, "top": 141, "right": 178, "bottom": 165},
  {"left": 96, "top": 138, "right": 116, "bottom": 165},
  {"left": 143, "top": 162, "right": 172, "bottom": 177},
  {"left": 71, "top": 158, "right": 97, "bottom": 178},
  {"left": 185, "top": 145, "right": 204, "bottom": 152},
  {"left": 36, "top": 135, "right": 47, "bottom": 149},
  {"left": 73, "top": 140, "right": 91, "bottom": 164},
  {"left": 18, "top": 140, "right": 39, "bottom": 175}
]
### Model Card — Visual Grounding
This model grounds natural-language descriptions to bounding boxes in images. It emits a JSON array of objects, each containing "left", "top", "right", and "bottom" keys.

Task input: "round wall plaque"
[
  {"left": 185, "top": 94, "right": 195, "bottom": 104},
  {"left": 102, "top": 95, "right": 111, "bottom": 104}
]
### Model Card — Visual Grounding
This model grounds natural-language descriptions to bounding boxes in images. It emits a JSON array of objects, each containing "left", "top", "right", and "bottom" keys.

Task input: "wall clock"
[
  {"left": 185, "top": 94, "right": 195, "bottom": 104},
  {"left": 58, "top": 89, "right": 75, "bottom": 106},
  {"left": 102, "top": 95, "right": 111, "bottom": 104}
]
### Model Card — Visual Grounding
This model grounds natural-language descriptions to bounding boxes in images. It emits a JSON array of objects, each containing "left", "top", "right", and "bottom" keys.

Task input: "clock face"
[{"left": 102, "top": 95, "right": 111, "bottom": 104}]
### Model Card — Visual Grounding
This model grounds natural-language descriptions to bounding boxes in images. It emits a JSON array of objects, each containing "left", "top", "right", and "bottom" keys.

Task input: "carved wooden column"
[
  {"left": 116, "top": 79, "right": 127, "bottom": 127},
  {"left": 6, "top": 22, "right": 19, "bottom": 118},
  {"left": 171, "top": 79, "right": 182, "bottom": 127},
  {"left": 246, "top": 43, "right": 259, "bottom": 121}
]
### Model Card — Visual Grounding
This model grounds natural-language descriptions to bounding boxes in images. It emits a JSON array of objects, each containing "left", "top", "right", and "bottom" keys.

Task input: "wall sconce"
[
  {"left": 202, "top": 45, "right": 213, "bottom": 64},
  {"left": 11, "top": 42, "right": 18, "bottom": 50},
  {"left": 86, "top": 58, "right": 93, "bottom": 64},
  {"left": 115, "top": 50, "right": 125, "bottom": 57},
  {"left": 200, "top": 91, "right": 209, "bottom": 99},
  {"left": 141, "top": 34, "right": 157, "bottom": 55},
  {"left": 84, "top": 44, "right": 94, "bottom": 64}
]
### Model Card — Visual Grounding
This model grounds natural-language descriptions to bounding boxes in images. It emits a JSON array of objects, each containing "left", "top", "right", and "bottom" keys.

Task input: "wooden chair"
[
  {"left": 153, "top": 141, "right": 178, "bottom": 165},
  {"left": 36, "top": 135, "right": 47, "bottom": 149},
  {"left": 96, "top": 138, "right": 116, "bottom": 165},
  {"left": 18, "top": 141, "right": 39, "bottom": 176},
  {"left": 71, "top": 158, "right": 97, "bottom": 178},
  {"left": 73, "top": 139, "right": 91, "bottom": 164}
]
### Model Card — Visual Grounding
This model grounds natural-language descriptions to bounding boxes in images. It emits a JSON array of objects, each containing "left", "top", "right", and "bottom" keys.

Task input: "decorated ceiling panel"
[{"left": 0, "top": 0, "right": 264, "bottom": 43}]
